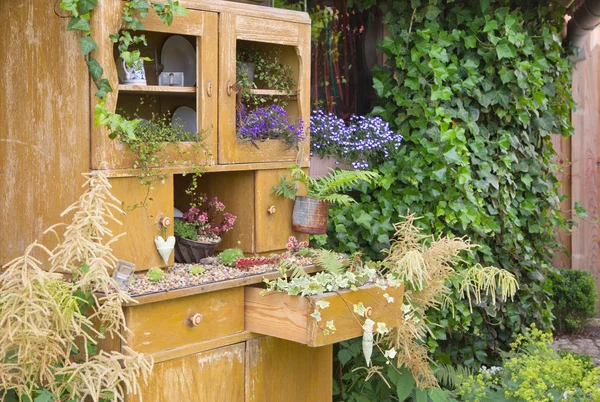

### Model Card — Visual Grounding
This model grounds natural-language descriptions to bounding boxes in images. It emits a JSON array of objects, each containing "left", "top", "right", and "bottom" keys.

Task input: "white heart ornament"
[{"left": 155, "top": 235, "right": 176, "bottom": 265}]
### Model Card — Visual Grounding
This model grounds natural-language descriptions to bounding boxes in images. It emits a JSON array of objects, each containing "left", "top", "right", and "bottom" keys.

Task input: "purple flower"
[{"left": 237, "top": 104, "right": 304, "bottom": 148}]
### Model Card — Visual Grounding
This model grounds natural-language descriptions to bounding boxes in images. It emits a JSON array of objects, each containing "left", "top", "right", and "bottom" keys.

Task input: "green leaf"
[
  {"left": 429, "top": 388, "right": 450, "bottom": 402},
  {"left": 79, "top": 36, "right": 97, "bottom": 55},
  {"left": 87, "top": 58, "right": 103, "bottom": 82},
  {"left": 67, "top": 17, "right": 91, "bottom": 32},
  {"left": 77, "top": 0, "right": 98, "bottom": 15},
  {"left": 443, "top": 147, "right": 461, "bottom": 164},
  {"left": 483, "top": 20, "right": 498, "bottom": 32},
  {"left": 574, "top": 202, "right": 588, "bottom": 218},
  {"left": 416, "top": 388, "right": 427, "bottom": 402},
  {"left": 33, "top": 389, "right": 55, "bottom": 402},
  {"left": 338, "top": 349, "right": 352, "bottom": 366},
  {"left": 373, "top": 77, "right": 385, "bottom": 97},
  {"left": 389, "top": 367, "right": 416, "bottom": 402},
  {"left": 496, "top": 42, "right": 515, "bottom": 59},
  {"left": 94, "top": 78, "right": 113, "bottom": 98}
]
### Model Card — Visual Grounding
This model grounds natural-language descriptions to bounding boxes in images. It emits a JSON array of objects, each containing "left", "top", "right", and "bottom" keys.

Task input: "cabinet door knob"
[
  {"left": 160, "top": 217, "right": 171, "bottom": 227},
  {"left": 189, "top": 313, "right": 203, "bottom": 328},
  {"left": 227, "top": 80, "right": 241, "bottom": 96},
  {"left": 267, "top": 205, "right": 276, "bottom": 215}
]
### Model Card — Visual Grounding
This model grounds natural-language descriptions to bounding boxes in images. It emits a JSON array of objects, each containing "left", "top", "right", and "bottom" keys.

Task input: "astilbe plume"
[
  {"left": 378, "top": 215, "right": 518, "bottom": 389},
  {"left": 0, "top": 172, "right": 152, "bottom": 401}
]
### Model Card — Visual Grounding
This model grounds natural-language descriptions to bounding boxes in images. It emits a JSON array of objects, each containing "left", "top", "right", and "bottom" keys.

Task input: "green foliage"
[
  {"left": 146, "top": 267, "right": 165, "bottom": 282},
  {"left": 236, "top": 48, "right": 296, "bottom": 107},
  {"left": 218, "top": 248, "right": 244, "bottom": 267},
  {"left": 552, "top": 268, "right": 598, "bottom": 332},
  {"left": 455, "top": 326, "right": 600, "bottom": 401},
  {"left": 189, "top": 265, "right": 206, "bottom": 275},
  {"left": 271, "top": 165, "right": 379, "bottom": 206},
  {"left": 61, "top": 0, "right": 187, "bottom": 140},
  {"left": 174, "top": 219, "right": 199, "bottom": 241},
  {"left": 327, "top": 0, "right": 574, "bottom": 369}
]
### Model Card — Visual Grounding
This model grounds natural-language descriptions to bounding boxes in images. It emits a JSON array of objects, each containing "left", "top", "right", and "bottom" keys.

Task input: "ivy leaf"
[
  {"left": 496, "top": 42, "right": 515, "bottom": 59},
  {"left": 67, "top": 17, "right": 91, "bottom": 32},
  {"left": 79, "top": 36, "right": 97, "bottom": 55},
  {"left": 77, "top": 0, "right": 98, "bottom": 15},
  {"left": 94, "top": 79, "right": 113, "bottom": 98},
  {"left": 373, "top": 77, "right": 386, "bottom": 97},
  {"left": 574, "top": 202, "right": 588, "bottom": 218},
  {"left": 34, "top": 389, "right": 56, "bottom": 402},
  {"left": 443, "top": 147, "right": 461, "bottom": 164},
  {"left": 87, "top": 58, "right": 103, "bottom": 82},
  {"left": 354, "top": 211, "right": 373, "bottom": 227},
  {"left": 483, "top": 20, "right": 498, "bottom": 32}
]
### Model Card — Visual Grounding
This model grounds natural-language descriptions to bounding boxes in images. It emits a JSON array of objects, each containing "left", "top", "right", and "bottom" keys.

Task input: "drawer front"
[
  {"left": 254, "top": 169, "right": 308, "bottom": 252},
  {"left": 124, "top": 287, "right": 244, "bottom": 355}
]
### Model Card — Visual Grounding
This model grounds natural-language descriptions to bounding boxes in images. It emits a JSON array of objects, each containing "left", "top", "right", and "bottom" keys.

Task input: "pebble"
[{"left": 199, "top": 257, "right": 216, "bottom": 264}]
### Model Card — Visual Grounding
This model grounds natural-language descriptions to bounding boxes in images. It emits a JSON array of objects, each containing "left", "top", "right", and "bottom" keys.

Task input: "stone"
[{"left": 199, "top": 257, "right": 216, "bottom": 265}]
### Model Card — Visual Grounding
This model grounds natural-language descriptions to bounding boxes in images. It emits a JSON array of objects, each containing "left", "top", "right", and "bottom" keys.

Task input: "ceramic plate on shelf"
[
  {"left": 161, "top": 35, "right": 196, "bottom": 87},
  {"left": 171, "top": 106, "right": 197, "bottom": 139}
]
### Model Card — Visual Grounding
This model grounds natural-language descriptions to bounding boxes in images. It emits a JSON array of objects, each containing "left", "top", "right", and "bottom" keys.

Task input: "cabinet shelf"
[
  {"left": 248, "top": 89, "right": 297, "bottom": 98},
  {"left": 118, "top": 84, "right": 197, "bottom": 96}
]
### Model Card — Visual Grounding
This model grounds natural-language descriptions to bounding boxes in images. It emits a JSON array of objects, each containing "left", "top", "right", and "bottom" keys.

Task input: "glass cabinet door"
[{"left": 217, "top": 12, "right": 311, "bottom": 165}]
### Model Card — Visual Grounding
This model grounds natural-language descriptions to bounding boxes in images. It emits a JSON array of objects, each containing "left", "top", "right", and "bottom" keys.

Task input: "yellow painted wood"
[
  {"left": 245, "top": 284, "right": 405, "bottom": 347},
  {"left": 124, "top": 287, "right": 244, "bottom": 356},
  {"left": 179, "top": 0, "right": 311, "bottom": 24},
  {"left": 245, "top": 337, "right": 332, "bottom": 402},
  {"left": 199, "top": 12, "right": 219, "bottom": 166},
  {"left": 128, "top": 343, "right": 245, "bottom": 402},
  {"left": 118, "top": 85, "right": 197, "bottom": 95},
  {"left": 254, "top": 169, "right": 308, "bottom": 252},
  {"left": 0, "top": 0, "right": 91, "bottom": 266},
  {"left": 107, "top": 176, "right": 174, "bottom": 271}
]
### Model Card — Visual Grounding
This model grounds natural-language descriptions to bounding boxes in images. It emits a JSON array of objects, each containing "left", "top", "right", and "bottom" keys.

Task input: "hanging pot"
[
  {"left": 292, "top": 196, "right": 330, "bottom": 234},
  {"left": 174, "top": 235, "right": 222, "bottom": 263},
  {"left": 154, "top": 235, "right": 176, "bottom": 265}
]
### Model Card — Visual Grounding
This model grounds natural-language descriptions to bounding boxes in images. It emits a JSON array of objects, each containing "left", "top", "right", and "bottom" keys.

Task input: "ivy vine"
[{"left": 60, "top": 0, "right": 188, "bottom": 140}]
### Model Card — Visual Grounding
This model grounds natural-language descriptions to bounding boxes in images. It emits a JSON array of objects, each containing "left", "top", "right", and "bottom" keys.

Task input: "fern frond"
[
  {"left": 320, "top": 193, "right": 356, "bottom": 206},
  {"left": 289, "top": 165, "right": 317, "bottom": 189},
  {"left": 312, "top": 169, "right": 379, "bottom": 198},
  {"left": 278, "top": 258, "right": 308, "bottom": 279},
  {"left": 433, "top": 363, "right": 474, "bottom": 389},
  {"left": 313, "top": 249, "right": 347, "bottom": 276},
  {"left": 271, "top": 174, "right": 298, "bottom": 200}
]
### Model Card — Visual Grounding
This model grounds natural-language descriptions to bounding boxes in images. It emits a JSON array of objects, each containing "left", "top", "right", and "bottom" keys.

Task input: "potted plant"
[
  {"left": 237, "top": 104, "right": 304, "bottom": 149},
  {"left": 174, "top": 194, "right": 237, "bottom": 263},
  {"left": 271, "top": 166, "right": 379, "bottom": 234}
]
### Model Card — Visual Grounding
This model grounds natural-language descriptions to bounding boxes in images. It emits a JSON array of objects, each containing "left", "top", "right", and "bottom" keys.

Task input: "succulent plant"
[
  {"left": 189, "top": 265, "right": 206, "bottom": 275},
  {"left": 235, "top": 256, "right": 281, "bottom": 271},
  {"left": 146, "top": 267, "right": 165, "bottom": 282},
  {"left": 218, "top": 248, "right": 244, "bottom": 267}
]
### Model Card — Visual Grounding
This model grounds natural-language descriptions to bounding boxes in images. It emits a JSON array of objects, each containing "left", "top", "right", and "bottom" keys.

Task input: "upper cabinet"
[{"left": 91, "top": 1, "right": 310, "bottom": 172}]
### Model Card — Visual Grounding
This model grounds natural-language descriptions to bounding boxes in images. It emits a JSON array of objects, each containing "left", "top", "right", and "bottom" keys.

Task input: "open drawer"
[{"left": 244, "top": 283, "right": 405, "bottom": 347}]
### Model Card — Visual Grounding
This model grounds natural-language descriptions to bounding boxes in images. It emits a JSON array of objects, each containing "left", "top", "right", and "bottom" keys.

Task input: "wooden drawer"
[
  {"left": 124, "top": 287, "right": 244, "bottom": 355},
  {"left": 245, "top": 284, "right": 405, "bottom": 347}
]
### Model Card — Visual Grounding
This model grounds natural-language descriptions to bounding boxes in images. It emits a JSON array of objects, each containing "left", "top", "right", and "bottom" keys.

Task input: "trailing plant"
[
  {"left": 271, "top": 165, "right": 379, "bottom": 206},
  {"left": 237, "top": 104, "right": 305, "bottom": 149},
  {"left": 552, "top": 268, "right": 598, "bottom": 333},
  {"left": 0, "top": 173, "right": 152, "bottom": 401},
  {"left": 189, "top": 265, "right": 206, "bottom": 275},
  {"left": 177, "top": 194, "right": 237, "bottom": 243},
  {"left": 146, "top": 267, "right": 165, "bottom": 282},
  {"left": 286, "top": 236, "right": 309, "bottom": 253},
  {"left": 60, "top": 0, "right": 188, "bottom": 140},
  {"left": 236, "top": 48, "right": 296, "bottom": 107},
  {"left": 310, "top": 110, "right": 403, "bottom": 169},
  {"left": 455, "top": 325, "right": 600, "bottom": 401},
  {"left": 218, "top": 248, "right": 245, "bottom": 267},
  {"left": 119, "top": 103, "right": 210, "bottom": 190},
  {"left": 327, "top": 0, "right": 574, "bottom": 371}
]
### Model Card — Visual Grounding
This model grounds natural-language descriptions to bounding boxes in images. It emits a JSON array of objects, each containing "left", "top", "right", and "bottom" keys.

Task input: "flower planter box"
[{"left": 244, "top": 283, "right": 404, "bottom": 347}]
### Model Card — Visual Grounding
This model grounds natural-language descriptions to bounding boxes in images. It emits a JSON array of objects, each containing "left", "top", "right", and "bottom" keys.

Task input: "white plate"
[
  {"left": 161, "top": 35, "right": 196, "bottom": 87},
  {"left": 171, "top": 106, "right": 197, "bottom": 139}
]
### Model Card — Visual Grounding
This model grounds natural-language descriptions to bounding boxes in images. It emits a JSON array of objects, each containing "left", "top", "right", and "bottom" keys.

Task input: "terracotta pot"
[
  {"left": 174, "top": 235, "right": 222, "bottom": 263},
  {"left": 292, "top": 196, "right": 330, "bottom": 234}
]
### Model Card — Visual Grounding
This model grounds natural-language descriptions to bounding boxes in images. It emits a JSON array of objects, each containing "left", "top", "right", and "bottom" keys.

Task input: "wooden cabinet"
[{"left": 129, "top": 343, "right": 246, "bottom": 402}]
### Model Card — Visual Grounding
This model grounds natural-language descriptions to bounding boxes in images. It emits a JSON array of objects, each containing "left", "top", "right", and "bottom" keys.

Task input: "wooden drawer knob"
[
  {"left": 267, "top": 205, "right": 276, "bottom": 215},
  {"left": 160, "top": 217, "right": 171, "bottom": 227},
  {"left": 189, "top": 313, "right": 203, "bottom": 328}
]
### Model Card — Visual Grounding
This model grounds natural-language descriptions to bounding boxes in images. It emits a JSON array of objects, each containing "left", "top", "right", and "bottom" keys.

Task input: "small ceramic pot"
[
  {"left": 116, "top": 57, "right": 147, "bottom": 85},
  {"left": 238, "top": 62, "right": 255, "bottom": 83}
]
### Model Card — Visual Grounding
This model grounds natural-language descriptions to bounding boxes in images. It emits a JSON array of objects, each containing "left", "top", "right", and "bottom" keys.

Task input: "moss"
[
  {"left": 218, "top": 248, "right": 244, "bottom": 267},
  {"left": 146, "top": 267, "right": 165, "bottom": 282}
]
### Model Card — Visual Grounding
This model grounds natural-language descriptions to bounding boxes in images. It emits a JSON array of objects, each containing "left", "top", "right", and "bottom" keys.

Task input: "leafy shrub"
[
  {"left": 552, "top": 268, "right": 598, "bottom": 332},
  {"left": 326, "top": 0, "right": 574, "bottom": 370},
  {"left": 146, "top": 267, "right": 165, "bottom": 282},
  {"left": 174, "top": 219, "right": 198, "bottom": 240},
  {"left": 218, "top": 248, "right": 244, "bottom": 267},
  {"left": 456, "top": 326, "right": 600, "bottom": 401}
]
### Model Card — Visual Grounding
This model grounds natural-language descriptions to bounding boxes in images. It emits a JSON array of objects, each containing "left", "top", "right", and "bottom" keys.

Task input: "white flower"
[{"left": 384, "top": 348, "right": 397, "bottom": 359}]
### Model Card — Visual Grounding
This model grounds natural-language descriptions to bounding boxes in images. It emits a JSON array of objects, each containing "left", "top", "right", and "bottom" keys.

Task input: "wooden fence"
[{"left": 552, "top": 28, "right": 600, "bottom": 303}]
